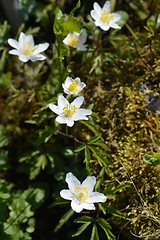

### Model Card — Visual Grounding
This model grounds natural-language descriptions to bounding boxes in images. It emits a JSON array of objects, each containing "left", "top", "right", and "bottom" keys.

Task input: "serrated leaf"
[
  {"left": 75, "top": 144, "right": 86, "bottom": 152},
  {"left": 97, "top": 218, "right": 116, "bottom": 240},
  {"left": 91, "top": 224, "right": 99, "bottom": 240},
  {"left": 72, "top": 222, "right": 91, "bottom": 237},
  {"left": 62, "top": 17, "right": 83, "bottom": 35},
  {"left": 74, "top": 215, "right": 94, "bottom": 224},
  {"left": 54, "top": 209, "right": 74, "bottom": 232}
]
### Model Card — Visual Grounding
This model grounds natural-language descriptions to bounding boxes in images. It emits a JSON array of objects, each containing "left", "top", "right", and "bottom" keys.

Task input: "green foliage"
[
  {"left": 143, "top": 152, "right": 160, "bottom": 166},
  {"left": 1, "top": 0, "right": 160, "bottom": 239}
]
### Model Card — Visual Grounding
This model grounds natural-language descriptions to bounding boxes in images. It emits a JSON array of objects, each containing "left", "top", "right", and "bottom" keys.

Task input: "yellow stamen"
[
  {"left": 68, "top": 82, "right": 78, "bottom": 92},
  {"left": 100, "top": 10, "right": 113, "bottom": 24},
  {"left": 63, "top": 104, "right": 77, "bottom": 117},
  {"left": 74, "top": 186, "right": 89, "bottom": 202},
  {"left": 21, "top": 42, "right": 35, "bottom": 55},
  {"left": 66, "top": 33, "right": 79, "bottom": 47}
]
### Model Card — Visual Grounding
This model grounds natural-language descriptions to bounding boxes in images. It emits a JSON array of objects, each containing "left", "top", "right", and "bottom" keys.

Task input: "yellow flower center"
[
  {"left": 66, "top": 33, "right": 79, "bottom": 47},
  {"left": 21, "top": 42, "right": 35, "bottom": 55},
  {"left": 63, "top": 104, "right": 77, "bottom": 117},
  {"left": 74, "top": 186, "right": 89, "bottom": 202},
  {"left": 68, "top": 82, "right": 78, "bottom": 92},
  {"left": 100, "top": 10, "right": 113, "bottom": 24}
]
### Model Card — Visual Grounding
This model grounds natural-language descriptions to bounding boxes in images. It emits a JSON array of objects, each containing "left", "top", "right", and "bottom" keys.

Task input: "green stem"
[
  {"left": 65, "top": 125, "right": 69, "bottom": 136},
  {"left": 125, "top": 23, "right": 138, "bottom": 41}
]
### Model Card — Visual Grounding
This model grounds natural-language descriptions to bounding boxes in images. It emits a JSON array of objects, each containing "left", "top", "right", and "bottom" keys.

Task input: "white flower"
[
  {"left": 8, "top": 32, "right": 49, "bottom": 62},
  {"left": 90, "top": 1, "right": 121, "bottom": 31},
  {"left": 62, "top": 76, "right": 86, "bottom": 95},
  {"left": 49, "top": 95, "right": 92, "bottom": 127},
  {"left": 63, "top": 31, "right": 87, "bottom": 51},
  {"left": 60, "top": 172, "right": 107, "bottom": 213}
]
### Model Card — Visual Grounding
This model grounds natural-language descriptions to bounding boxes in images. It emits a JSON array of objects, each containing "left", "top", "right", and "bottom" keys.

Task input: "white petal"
[
  {"left": 33, "top": 43, "right": 49, "bottom": 54},
  {"left": 82, "top": 176, "right": 96, "bottom": 194},
  {"left": 86, "top": 192, "right": 107, "bottom": 203},
  {"left": 79, "top": 33, "right": 87, "bottom": 44},
  {"left": 63, "top": 37, "right": 69, "bottom": 46},
  {"left": 8, "top": 39, "right": 19, "bottom": 50},
  {"left": 90, "top": 10, "right": 99, "bottom": 21},
  {"left": 112, "top": 13, "right": 121, "bottom": 22},
  {"left": 64, "top": 76, "right": 72, "bottom": 87},
  {"left": 66, "top": 118, "right": 75, "bottom": 127},
  {"left": 58, "top": 95, "right": 69, "bottom": 109},
  {"left": 100, "top": 24, "right": 110, "bottom": 31},
  {"left": 9, "top": 49, "right": 19, "bottom": 55},
  {"left": 30, "top": 54, "right": 46, "bottom": 62},
  {"left": 65, "top": 172, "right": 81, "bottom": 193},
  {"left": 25, "top": 34, "right": 35, "bottom": 45},
  {"left": 95, "top": 19, "right": 102, "bottom": 27},
  {"left": 18, "top": 32, "right": 26, "bottom": 43},
  {"left": 72, "top": 96, "right": 84, "bottom": 109},
  {"left": 49, "top": 103, "right": 62, "bottom": 115},
  {"left": 71, "top": 200, "right": 83, "bottom": 213},
  {"left": 18, "top": 54, "right": 29, "bottom": 62},
  {"left": 60, "top": 189, "right": 73, "bottom": 200},
  {"left": 109, "top": 22, "right": 121, "bottom": 29},
  {"left": 63, "top": 87, "right": 70, "bottom": 94},
  {"left": 102, "top": 1, "right": 111, "bottom": 12},
  {"left": 82, "top": 202, "right": 95, "bottom": 211},
  {"left": 56, "top": 116, "right": 66, "bottom": 124},
  {"left": 72, "top": 109, "right": 92, "bottom": 121},
  {"left": 77, "top": 45, "right": 87, "bottom": 51},
  {"left": 93, "top": 2, "right": 102, "bottom": 15}
]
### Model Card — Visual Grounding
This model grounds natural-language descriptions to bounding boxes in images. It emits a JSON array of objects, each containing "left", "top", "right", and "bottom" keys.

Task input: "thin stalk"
[{"left": 125, "top": 23, "right": 138, "bottom": 41}]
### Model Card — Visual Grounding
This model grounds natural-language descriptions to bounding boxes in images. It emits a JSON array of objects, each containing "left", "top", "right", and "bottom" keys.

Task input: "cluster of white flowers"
[
  {"left": 8, "top": 1, "right": 121, "bottom": 59},
  {"left": 7, "top": 0, "right": 121, "bottom": 213}
]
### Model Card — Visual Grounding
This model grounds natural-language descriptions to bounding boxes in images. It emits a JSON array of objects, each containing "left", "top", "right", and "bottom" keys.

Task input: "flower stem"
[
  {"left": 56, "top": 130, "right": 85, "bottom": 145},
  {"left": 125, "top": 23, "right": 138, "bottom": 41}
]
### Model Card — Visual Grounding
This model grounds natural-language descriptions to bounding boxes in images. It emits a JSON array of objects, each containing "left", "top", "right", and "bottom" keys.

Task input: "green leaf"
[
  {"left": 80, "top": 120, "right": 100, "bottom": 135},
  {"left": 75, "top": 144, "right": 86, "bottom": 152},
  {"left": 49, "top": 197, "right": 70, "bottom": 208},
  {"left": 112, "top": 183, "right": 130, "bottom": 193},
  {"left": 116, "top": 11, "right": 129, "bottom": 27},
  {"left": 72, "top": 222, "right": 91, "bottom": 237},
  {"left": 53, "top": 7, "right": 65, "bottom": 35},
  {"left": 84, "top": 146, "right": 90, "bottom": 172},
  {"left": 91, "top": 141, "right": 111, "bottom": 151},
  {"left": 74, "top": 215, "right": 95, "bottom": 224},
  {"left": 0, "top": 49, "right": 7, "bottom": 72},
  {"left": 100, "top": 204, "right": 130, "bottom": 220},
  {"left": 88, "top": 134, "right": 102, "bottom": 144},
  {"left": 62, "top": 17, "right": 83, "bottom": 35},
  {"left": 91, "top": 224, "right": 99, "bottom": 240},
  {"left": 95, "top": 168, "right": 105, "bottom": 192},
  {"left": 143, "top": 153, "right": 160, "bottom": 166},
  {"left": 69, "top": 0, "right": 81, "bottom": 18},
  {"left": 89, "top": 146, "right": 109, "bottom": 173},
  {"left": 97, "top": 218, "right": 116, "bottom": 240},
  {"left": 54, "top": 209, "right": 74, "bottom": 232}
]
